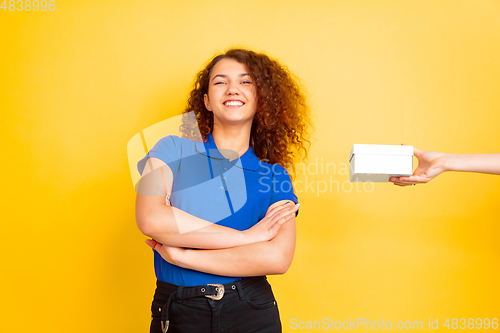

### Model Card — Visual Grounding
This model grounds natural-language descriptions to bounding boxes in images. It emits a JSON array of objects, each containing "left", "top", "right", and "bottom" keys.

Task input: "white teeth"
[{"left": 224, "top": 101, "right": 244, "bottom": 106}]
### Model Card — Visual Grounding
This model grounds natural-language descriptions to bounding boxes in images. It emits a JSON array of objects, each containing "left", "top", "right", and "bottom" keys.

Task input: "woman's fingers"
[
  {"left": 246, "top": 202, "right": 300, "bottom": 242},
  {"left": 268, "top": 215, "right": 293, "bottom": 235},
  {"left": 392, "top": 179, "right": 420, "bottom": 186},
  {"left": 145, "top": 239, "right": 161, "bottom": 250},
  {"left": 267, "top": 202, "right": 292, "bottom": 215},
  {"left": 269, "top": 203, "right": 299, "bottom": 220},
  {"left": 260, "top": 203, "right": 299, "bottom": 238},
  {"left": 145, "top": 239, "right": 173, "bottom": 263},
  {"left": 270, "top": 204, "right": 300, "bottom": 225},
  {"left": 266, "top": 202, "right": 298, "bottom": 218},
  {"left": 392, "top": 182, "right": 415, "bottom": 187},
  {"left": 390, "top": 173, "right": 430, "bottom": 186},
  {"left": 267, "top": 206, "right": 298, "bottom": 236}
]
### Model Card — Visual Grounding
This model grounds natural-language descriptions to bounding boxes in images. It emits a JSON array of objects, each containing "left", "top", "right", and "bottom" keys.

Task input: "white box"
[{"left": 349, "top": 144, "right": 413, "bottom": 182}]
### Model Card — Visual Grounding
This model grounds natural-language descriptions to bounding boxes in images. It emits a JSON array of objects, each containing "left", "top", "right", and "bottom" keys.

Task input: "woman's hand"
[
  {"left": 145, "top": 239, "right": 185, "bottom": 265},
  {"left": 389, "top": 147, "right": 448, "bottom": 186},
  {"left": 242, "top": 202, "right": 300, "bottom": 243}
]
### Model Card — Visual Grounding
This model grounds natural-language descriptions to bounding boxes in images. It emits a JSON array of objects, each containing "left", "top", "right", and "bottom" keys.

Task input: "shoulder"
[
  {"left": 154, "top": 135, "right": 182, "bottom": 146},
  {"left": 139, "top": 135, "right": 188, "bottom": 173},
  {"left": 152, "top": 135, "right": 198, "bottom": 153}
]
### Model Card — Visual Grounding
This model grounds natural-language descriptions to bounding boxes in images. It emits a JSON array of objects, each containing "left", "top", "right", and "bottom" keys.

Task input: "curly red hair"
[{"left": 180, "top": 48, "right": 313, "bottom": 180}]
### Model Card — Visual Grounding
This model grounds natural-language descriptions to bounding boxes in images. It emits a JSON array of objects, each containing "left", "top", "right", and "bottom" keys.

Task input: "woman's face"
[{"left": 204, "top": 58, "right": 257, "bottom": 128}]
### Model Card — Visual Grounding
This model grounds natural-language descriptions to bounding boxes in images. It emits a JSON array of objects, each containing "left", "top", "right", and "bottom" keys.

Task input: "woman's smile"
[{"left": 223, "top": 99, "right": 245, "bottom": 107}]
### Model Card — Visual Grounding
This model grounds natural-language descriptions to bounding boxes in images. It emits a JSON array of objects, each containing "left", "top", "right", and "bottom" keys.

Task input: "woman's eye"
[
  {"left": 242, "top": 81, "right": 252, "bottom": 84},
  {"left": 214, "top": 82, "right": 226, "bottom": 85}
]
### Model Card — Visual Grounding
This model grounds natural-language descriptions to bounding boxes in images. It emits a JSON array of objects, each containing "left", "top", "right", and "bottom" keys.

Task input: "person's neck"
[{"left": 211, "top": 124, "right": 252, "bottom": 161}]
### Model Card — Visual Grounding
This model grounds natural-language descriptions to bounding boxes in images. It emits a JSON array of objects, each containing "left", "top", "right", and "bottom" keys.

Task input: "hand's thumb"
[{"left": 413, "top": 147, "right": 423, "bottom": 158}]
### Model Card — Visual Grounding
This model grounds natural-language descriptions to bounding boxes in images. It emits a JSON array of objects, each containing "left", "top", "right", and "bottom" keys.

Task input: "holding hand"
[
  {"left": 390, "top": 147, "right": 500, "bottom": 186},
  {"left": 389, "top": 148, "right": 448, "bottom": 186}
]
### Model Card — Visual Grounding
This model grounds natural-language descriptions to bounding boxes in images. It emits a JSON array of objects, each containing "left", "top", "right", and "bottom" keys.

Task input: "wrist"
[
  {"left": 441, "top": 153, "right": 457, "bottom": 172},
  {"left": 240, "top": 229, "right": 256, "bottom": 246},
  {"left": 173, "top": 248, "right": 191, "bottom": 269}
]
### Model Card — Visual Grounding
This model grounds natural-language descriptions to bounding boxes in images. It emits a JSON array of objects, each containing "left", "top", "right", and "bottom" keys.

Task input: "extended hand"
[{"left": 390, "top": 147, "right": 448, "bottom": 186}]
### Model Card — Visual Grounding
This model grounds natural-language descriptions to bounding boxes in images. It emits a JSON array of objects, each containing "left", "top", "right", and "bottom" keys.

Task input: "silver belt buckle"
[{"left": 205, "top": 283, "right": 224, "bottom": 300}]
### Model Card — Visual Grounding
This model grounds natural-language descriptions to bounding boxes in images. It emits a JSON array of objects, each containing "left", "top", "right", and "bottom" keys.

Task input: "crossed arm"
[
  {"left": 136, "top": 157, "right": 298, "bottom": 276},
  {"left": 146, "top": 200, "right": 296, "bottom": 276}
]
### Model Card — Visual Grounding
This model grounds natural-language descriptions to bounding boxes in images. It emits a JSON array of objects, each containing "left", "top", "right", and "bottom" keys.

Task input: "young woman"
[{"left": 135, "top": 48, "right": 313, "bottom": 332}]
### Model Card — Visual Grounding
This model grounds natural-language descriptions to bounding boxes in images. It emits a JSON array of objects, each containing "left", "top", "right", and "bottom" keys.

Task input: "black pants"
[{"left": 150, "top": 276, "right": 282, "bottom": 333}]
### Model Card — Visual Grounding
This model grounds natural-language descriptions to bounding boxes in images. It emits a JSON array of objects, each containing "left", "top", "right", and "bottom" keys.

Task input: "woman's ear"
[{"left": 203, "top": 94, "right": 212, "bottom": 112}]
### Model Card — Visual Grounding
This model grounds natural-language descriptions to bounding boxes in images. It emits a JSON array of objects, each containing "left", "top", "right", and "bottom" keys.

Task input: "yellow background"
[{"left": 1, "top": 0, "right": 499, "bottom": 332}]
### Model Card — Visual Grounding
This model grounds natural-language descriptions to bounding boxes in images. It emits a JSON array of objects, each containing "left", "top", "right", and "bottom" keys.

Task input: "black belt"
[{"left": 158, "top": 276, "right": 265, "bottom": 333}]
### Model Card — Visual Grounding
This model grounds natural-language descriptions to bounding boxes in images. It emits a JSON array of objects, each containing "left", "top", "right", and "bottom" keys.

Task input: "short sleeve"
[
  {"left": 137, "top": 135, "right": 181, "bottom": 176},
  {"left": 270, "top": 164, "right": 299, "bottom": 217}
]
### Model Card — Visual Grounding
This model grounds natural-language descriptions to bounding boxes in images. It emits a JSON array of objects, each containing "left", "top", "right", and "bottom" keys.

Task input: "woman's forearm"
[
  {"left": 445, "top": 153, "right": 500, "bottom": 175},
  {"left": 136, "top": 195, "right": 298, "bottom": 250},
  {"left": 136, "top": 195, "right": 248, "bottom": 249},
  {"left": 173, "top": 220, "right": 296, "bottom": 277}
]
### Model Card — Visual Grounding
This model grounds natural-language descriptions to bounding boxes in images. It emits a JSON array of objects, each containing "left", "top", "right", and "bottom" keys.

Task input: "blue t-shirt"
[{"left": 137, "top": 133, "right": 299, "bottom": 286}]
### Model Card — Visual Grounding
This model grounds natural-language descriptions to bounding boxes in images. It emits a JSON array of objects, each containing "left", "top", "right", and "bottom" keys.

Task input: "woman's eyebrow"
[{"left": 211, "top": 73, "right": 251, "bottom": 81}]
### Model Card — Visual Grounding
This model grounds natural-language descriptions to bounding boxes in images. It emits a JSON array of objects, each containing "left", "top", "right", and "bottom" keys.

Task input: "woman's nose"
[{"left": 227, "top": 82, "right": 239, "bottom": 94}]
